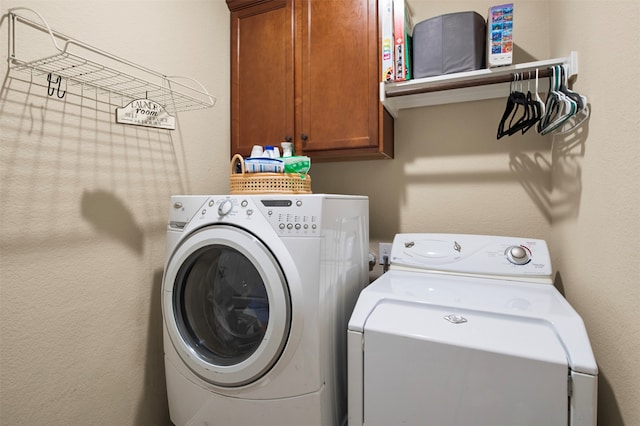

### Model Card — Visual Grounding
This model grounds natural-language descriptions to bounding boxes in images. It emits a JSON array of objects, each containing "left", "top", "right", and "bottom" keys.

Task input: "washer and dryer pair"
[
  {"left": 162, "top": 194, "right": 598, "bottom": 426},
  {"left": 161, "top": 194, "right": 369, "bottom": 426}
]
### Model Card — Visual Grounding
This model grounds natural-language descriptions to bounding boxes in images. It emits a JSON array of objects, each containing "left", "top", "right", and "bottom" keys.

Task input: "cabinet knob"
[
  {"left": 301, "top": 133, "right": 308, "bottom": 141},
  {"left": 284, "top": 135, "right": 292, "bottom": 142}
]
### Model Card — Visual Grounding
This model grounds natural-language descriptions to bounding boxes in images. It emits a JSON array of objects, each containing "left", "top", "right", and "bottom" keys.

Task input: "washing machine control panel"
[
  {"left": 198, "top": 196, "right": 323, "bottom": 236},
  {"left": 390, "top": 233, "right": 552, "bottom": 279},
  {"left": 255, "top": 198, "right": 322, "bottom": 236}
]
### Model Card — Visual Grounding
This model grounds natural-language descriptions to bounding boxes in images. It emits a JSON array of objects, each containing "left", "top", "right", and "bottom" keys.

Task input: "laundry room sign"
[{"left": 116, "top": 99, "right": 176, "bottom": 130}]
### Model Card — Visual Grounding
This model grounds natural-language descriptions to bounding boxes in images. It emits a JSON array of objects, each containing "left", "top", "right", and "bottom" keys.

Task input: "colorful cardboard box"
[
  {"left": 487, "top": 3, "right": 514, "bottom": 67},
  {"left": 393, "top": 0, "right": 413, "bottom": 81},
  {"left": 380, "top": 0, "right": 395, "bottom": 82}
]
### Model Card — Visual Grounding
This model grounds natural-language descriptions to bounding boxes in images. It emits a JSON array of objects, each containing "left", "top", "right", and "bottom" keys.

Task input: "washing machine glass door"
[{"left": 164, "top": 225, "right": 290, "bottom": 387}]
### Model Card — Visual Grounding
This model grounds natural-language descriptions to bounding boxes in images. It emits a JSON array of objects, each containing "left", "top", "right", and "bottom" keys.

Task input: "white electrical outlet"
[{"left": 378, "top": 243, "right": 392, "bottom": 265}]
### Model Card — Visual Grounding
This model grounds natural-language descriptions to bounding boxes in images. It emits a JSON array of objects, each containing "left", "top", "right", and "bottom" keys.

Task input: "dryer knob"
[
  {"left": 218, "top": 199, "right": 233, "bottom": 216},
  {"left": 506, "top": 245, "right": 531, "bottom": 265}
]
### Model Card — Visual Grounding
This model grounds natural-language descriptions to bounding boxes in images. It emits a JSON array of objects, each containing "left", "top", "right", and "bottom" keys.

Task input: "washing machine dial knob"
[
  {"left": 506, "top": 245, "right": 530, "bottom": 265},
  {"left": 218, "top": 199, "right": 233, "bottom": 216}
]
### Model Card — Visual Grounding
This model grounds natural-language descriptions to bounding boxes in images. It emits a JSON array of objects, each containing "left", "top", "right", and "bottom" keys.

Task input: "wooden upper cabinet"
[
  {"left": 227, "top": 0, "right": 393, "bottom": 161},
  {"left": 228, "top": 0, "right": 294, "bottom": 157}
]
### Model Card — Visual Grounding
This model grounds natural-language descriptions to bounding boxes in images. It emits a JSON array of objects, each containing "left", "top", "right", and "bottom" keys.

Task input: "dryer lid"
[
  {"left": 365, "top": 300, "right": 568, "bottom": 367},
  {"left": 349, "top": 270, "right": 598, "bottom": 375}
]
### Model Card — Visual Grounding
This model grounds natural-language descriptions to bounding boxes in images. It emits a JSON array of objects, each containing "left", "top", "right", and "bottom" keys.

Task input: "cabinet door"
[
  {"left": 229, "top": 0, "right": 294, "bottom": 157},
  {"left": 297, "top": 0, "right": 390, "bottom": 159}
]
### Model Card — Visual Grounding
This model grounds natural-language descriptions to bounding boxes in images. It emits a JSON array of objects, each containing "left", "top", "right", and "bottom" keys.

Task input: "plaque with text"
[{"left": 116, "top": 99, "right": 176, "bottom": 130}]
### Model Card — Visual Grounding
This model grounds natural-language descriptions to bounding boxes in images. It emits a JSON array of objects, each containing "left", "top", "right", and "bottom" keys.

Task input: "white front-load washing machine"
[
  {"left": 162, "top": 194, "right": 368, "bottom": 426},
  {"left": 348, "top": 233, "right": 598, "bottom": 426}
]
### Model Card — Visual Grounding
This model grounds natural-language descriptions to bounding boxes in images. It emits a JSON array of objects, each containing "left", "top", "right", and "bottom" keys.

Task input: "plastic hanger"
[
  {"left": 540, "top": 66, "right": 578, "bottom": 134},
  {"left": 497, "top": 73, "right": 533, "bottom": 139},
  {"left": 533, "top": 68, "right": 546, "bottom": 118},
  {"left": 497, "top": 74, "right": 521, "bottom": 139},
  {"left": 499, "top": 64, "right": 589, "bottom": 138},
  {"left": 552, "top": 65, "right": 590, "bottom": 134},
  {"left": 506, "top": 72, "right": 542, "bottom": 136},
  {"left": 538, "top": 66, "right": 571, "bottom": 134},
  {"left": 505, "top": 77, "right": 529, "bottom": 135},
  {"left": 559, "top": 65, "right": 584, "bottom": 110},
  {"left": 537, "top": 66, "right": 557, "bottom": 132},
  {"left": 519, "top": 72, "right": 543, "bottom": 134}
]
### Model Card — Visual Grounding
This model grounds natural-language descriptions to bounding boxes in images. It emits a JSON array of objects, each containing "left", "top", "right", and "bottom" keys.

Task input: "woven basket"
[{"left": 229, "top": 154, "right": 312, "bottom": 194}]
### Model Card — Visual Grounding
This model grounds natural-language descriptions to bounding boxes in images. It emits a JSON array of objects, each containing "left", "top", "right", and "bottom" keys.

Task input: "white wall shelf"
[
  {"left": 7, "top": 8, "right": 216, "bottom": 113},
  {"left": 381, "top": 51, "right": 578, "bottom": 118}
]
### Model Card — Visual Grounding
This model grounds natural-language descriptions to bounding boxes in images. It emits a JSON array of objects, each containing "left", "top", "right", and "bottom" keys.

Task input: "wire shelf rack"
[{"left": 7, "top": 8, "right": 216, "bottom": 113}]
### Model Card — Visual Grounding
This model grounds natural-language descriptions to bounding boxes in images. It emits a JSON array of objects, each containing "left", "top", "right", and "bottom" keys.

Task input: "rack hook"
[
  {"left": 47, "top": 73, "right": 65, "bottom": 99},
  {"left": 47, "top": 73, "right": 57, "bottom": 96}
]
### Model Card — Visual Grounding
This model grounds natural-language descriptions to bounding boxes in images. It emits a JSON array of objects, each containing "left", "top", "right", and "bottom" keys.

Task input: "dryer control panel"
[{"left": 390, "top": 233, "right": 552, "bottom": 279}]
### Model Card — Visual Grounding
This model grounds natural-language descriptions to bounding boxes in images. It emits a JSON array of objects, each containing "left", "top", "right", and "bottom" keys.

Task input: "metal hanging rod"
[{"left": 386, "top": 68, "right": 555, "bottom": 97}]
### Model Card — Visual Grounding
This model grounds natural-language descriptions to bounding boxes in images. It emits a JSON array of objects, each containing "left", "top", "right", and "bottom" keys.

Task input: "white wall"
[
  {"left": 547, "top": 1, "right": 640, "bottom": 425},
  {"left": 0, "top": 1, "right": 229, "bottom": 424}
]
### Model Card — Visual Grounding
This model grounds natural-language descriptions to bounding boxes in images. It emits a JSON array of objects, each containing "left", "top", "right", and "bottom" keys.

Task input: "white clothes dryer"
[
  {"left": 162, "top": 194, "right": 368, "bottom": 426},
  {"left": 348, "top": 233, "right": 598, "bottom": 426}
]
